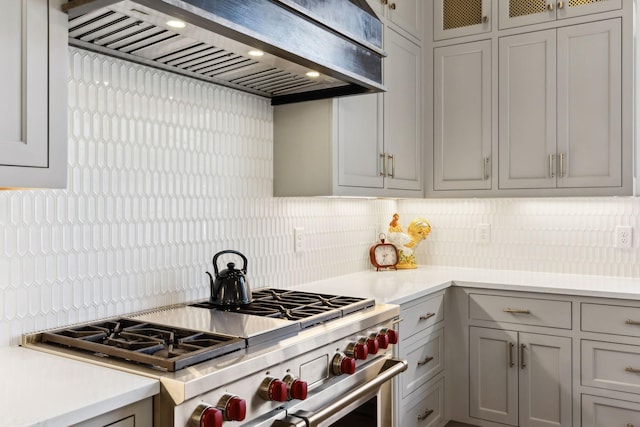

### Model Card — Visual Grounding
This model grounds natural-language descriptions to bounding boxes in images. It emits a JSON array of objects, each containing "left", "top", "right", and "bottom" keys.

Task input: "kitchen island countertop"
[
  {"left": 296, "top": 265, "right": 640, "bottom": 305},
  {"left": 1, "top": 346, "right": 159, "bottom": 427}
]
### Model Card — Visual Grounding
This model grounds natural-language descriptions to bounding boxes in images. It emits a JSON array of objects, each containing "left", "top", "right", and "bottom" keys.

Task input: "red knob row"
[
  {"left": 260, "top": 375, "right": 308, "bottom": 402},
  {"left": 192, "top": 394, "right": 246, "bottom": 427},
  {"left": 345, "top": 328, "right": 399, "bottom": 361}
]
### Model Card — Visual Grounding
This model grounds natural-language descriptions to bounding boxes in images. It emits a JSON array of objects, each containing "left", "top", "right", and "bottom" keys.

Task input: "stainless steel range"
[{"left": 23, "top": 288, "right": 406, "bottom": 426}]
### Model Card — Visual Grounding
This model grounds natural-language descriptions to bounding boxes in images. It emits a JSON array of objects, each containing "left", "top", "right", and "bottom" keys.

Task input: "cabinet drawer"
[
  {"left": 400, "top": 328, "right": 444, "bottom": 398},
  {"left": 582, "top": 340, "right": 640, "bottom": 395},
  {"left": 582, "top": 303, "right": 640, "bottom": 338},
  {"left": 582, "top": 394, "right": 640, "bottom": 427},
  {"left": 469, "top": 293, "right": 572, "bottom": 329},
  {"left": 399, "top": 294, "right": 444, "bottom": 340},
  {"left": 401, "top": 377, "right": 444, "bottom": 427}
]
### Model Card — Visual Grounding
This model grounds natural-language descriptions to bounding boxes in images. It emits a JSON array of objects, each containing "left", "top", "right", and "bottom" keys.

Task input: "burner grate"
[{"left": 41, "top": 319, "right": 246, "bottom": 371}]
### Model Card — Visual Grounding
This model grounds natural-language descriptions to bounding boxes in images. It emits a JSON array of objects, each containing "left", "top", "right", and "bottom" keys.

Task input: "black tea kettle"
[{"left": 206, "top": 250, "right": 252, "bottom": 307}]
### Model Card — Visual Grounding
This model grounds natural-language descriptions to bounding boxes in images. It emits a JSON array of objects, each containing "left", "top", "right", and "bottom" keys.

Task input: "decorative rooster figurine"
[{"left": 387, "top": 213, "right": 432, "bottom": 269}]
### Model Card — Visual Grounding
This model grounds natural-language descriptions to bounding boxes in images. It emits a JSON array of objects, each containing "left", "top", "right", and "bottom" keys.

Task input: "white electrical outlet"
[
  {"left": 476, "top": 223, "right": 491, "bottom": 244},
  {"left": 294, "top": 227, "right": 305, "bottom": 252},
  {"left": 615, "top": 225, "right": 633, "bottom": 249}
]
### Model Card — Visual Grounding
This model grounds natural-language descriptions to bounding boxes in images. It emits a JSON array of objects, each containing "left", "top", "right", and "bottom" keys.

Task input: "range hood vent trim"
[{"left": 62, "top": 0, "right": 386, "bottom": 104}]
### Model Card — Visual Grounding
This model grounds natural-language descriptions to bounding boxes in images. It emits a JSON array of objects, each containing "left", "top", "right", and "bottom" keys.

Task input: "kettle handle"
[{"left": 213, "top": 250, "right": 248, "bottom": 275}]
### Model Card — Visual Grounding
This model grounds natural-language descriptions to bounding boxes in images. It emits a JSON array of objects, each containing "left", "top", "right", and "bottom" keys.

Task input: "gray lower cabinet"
[
  {"left": 469, "top": 327, "right": 572, "bottom": 427},
  {"left": 395, "top": 292, "right": 446, "bottom": 427}
]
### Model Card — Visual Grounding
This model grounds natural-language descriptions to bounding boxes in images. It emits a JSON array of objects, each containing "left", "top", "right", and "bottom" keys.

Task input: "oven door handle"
[{"left": 274, "top": 358, "right": 408, "bottom": 427}]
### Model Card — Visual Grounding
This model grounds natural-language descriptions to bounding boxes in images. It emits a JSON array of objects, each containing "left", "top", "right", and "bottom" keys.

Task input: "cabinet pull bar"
[
  {"left": 387, "top": 154, "right": 395, "bottom": 178},
  {"left": 419, "top": 313, "right": 435, "bottom": 321},
  {"left": 559, "top": 152, "right": 565, "bottom": 177},
  {"left": 520, "top": 344, "right": 527, "bottom": 369},
  {"left": 417, "top": 356, "right": 434, "bottom": 367},
  {"left": 626, "top": 319, "right": 640, "bottom": 326},
  {"left": 380, "top": 153, "right": 387, "bottom": 177},
  {"left": 483, "top": 157, "right": 490, "bottom": 180},
  {"left": 392, "top": 318, "right": 404, "bottom": 325},
  {"left": 557, "top": 1, "right": 564, "bottom": 9},
  {"left": 509, "top": 342, "right": 515, "bottom": 367},
  {"left": 625, "top": 367, "right": 640, "bottom": 374},
  {"left": 389, "top": 2, "right": 396, "bottom": 10},
  {"left": 482, "top": 15, "right": 488, "bottom": 23},
  {"left": 549, "top": 154, "right": 555, "bottom": 178},
  {"left": 417, "top": 409, "right": 434, "bottom": 421},
  {"left": 503, "top": 308, "right": 530, "bottom": 314},
  {"left": 547, "top": 2, "right": 554, "bottom": 11}
]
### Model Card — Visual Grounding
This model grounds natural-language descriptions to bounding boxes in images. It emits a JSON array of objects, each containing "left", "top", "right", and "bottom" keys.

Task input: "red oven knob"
[
  {"left": 376, "top": 330, "right": 390, "bottom": 349},
  {"left": 332, "top": 352, "right": 356, "bottom": 375},
  {"left": 367, "top": 334, "right": 379, "bottom": 355},
  {"left": 217, "top": 394, "right": 246, "bottom": 422},
  {"left": 383, "top": 328, "right": 399, "bottom": 345},
  {"left": 284, "top": 374, "right": 308, "bottom": 400},
  {"left": 345, "top": 337, "right": 368, "bottom": 360},
  {"left": 259, "top": 377, "right": 288, "bottom": 402},
  {"left": 189, "top": 404, "right": 223, "bottom": 427}
]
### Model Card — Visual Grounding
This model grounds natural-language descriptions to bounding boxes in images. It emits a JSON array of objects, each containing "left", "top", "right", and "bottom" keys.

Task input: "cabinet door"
[
  {"left": 558, "top": 0, "right": 622, "bottom": 20},
  {"left": 582, "top": 394, "right": 640, "bottom": 427},
  {"left": 434, "top": 0, "right": 491, "bottom": 41},
  {"left": 434, "top": 40, "right": 491, "bottom": 191},
  {"left": 556, "top": 19, "right": 621, "bottom": 188},
  {"left": 387, "top": 0, "right": 423, "bottom": 40},
  {"left": 469, "top": 327, "right": 518, "bottom": 426},
  {"left": 519, "top": 333, "right": 572, "bottom": 427},
  {"left": 337, "top": 94, "right": 384, "bottom": 189},
  {"left": 499, "top": 30, "right": 557, "bottom": 189},
  {"left": 0, "top": 0, "right": 67, "bottom": 188},
  {"left": 383, "top": 28, "right": 422, "bottom": 192},
  {"left": 499, "top": 0, "right": 555, "bottom": 30}
]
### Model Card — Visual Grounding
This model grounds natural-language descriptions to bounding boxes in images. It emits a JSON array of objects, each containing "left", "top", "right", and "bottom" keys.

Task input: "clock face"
[{"left": 371, "top": 244, "right": 398, "bottom": 269}]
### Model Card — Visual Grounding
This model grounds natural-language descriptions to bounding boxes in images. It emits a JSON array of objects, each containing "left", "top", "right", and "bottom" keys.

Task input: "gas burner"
[
  {"left": 191, "top": 289, "right": 375, "bottom": 328},
  {"left": 40, "top": 319, "right": 245, "bottom": 371}
]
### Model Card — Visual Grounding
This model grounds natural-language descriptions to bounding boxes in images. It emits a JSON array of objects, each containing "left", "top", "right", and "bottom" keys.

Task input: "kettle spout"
[{"left": 206, "top": 271, "right": 218, "bottom": 304}]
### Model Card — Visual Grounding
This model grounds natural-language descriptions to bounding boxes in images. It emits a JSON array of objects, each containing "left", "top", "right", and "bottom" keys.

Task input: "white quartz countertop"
[
  {"left": 297, "top": 265, "right": 640, "bottom": 305},
  {"left": 1, "top": 346, "right": 159, "bottom": 427}
]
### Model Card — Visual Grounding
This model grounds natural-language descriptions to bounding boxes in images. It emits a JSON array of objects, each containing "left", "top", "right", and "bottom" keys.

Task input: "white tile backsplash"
[{"left": 0, "top": 48, "right": 638, "bottom": 346}]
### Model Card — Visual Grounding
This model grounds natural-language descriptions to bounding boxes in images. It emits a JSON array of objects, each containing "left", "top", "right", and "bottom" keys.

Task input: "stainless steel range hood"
[{"left": 62, "top": 0, "right": 385, "bottom": 104}]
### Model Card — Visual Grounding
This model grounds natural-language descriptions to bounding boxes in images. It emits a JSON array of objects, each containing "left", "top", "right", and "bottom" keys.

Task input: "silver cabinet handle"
[
  {"left": 509, "top": 342, "right": 515, "bottom": 367},
  {"left": 626, "top": 367, "right": 640, "bottom": 374},
  {"left": 380, "top": 153, "right": 387, "bottom": 177},
  {"left": 483, "top": 157, "right": 490, "bottom": 180},
  {"left": 625, "top": 320, "right": 640, "bottom": 326},
  {"left": 520, "top": 344, "right": 527, "bottom": 369},
  {"left": 419, "top": 313, "right": 435, "bottom": 321},
  {"left": 559, "top": 152, "right": 565, "bottom": 178},
  {"left": 387, "top": 154, "right": 395, "bottom": 178},
  {"left": 417, "top": 356, "right": 434, "bottom": 367},
  {"left": 417, "top": 409, "right": 434, "bottom": 421},
  {"left": 504, "top": 308, "right": 531, "bottom": 314},
  {"left": 549, "top": 154, "right": 555, "bottom": 178}
]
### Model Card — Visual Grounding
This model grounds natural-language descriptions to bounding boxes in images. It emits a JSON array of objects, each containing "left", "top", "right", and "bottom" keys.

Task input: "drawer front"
[
  {"left": 401, "top": 378, "right": 445, "bottom": 427},
  {"left": 582, "top": 340, "right": 640, "bottom": 395},
  {"left": 469, "top": 293, "right": 572, "bottom": 329},
  {"left": 400, "top": 328, "right": 444, "bottom": 398},
  {"left": 399, "top": 294, "right": 444, "bottom": 340},
  {"left": 582, "top": 302, "right": 640, "bottom": 338},
  {"left": 582, "top": 394, "right": 640, "bottom": 427}
]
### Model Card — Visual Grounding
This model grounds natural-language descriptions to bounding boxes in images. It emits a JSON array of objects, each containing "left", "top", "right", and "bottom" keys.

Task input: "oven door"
[{"left": 272, "top": 357, "right": 407, "bottom": 427}]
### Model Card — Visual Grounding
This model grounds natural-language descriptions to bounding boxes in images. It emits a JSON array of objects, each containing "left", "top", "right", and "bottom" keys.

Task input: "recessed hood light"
[
  {"left": 306, "top": 71, "right": 320, "bottom": 78},
  {"left": 248, "top": 50, "right": 264, "bottom": 57},
  {"left": 166, "top": 19, "right": 185, "bottom": 29}
]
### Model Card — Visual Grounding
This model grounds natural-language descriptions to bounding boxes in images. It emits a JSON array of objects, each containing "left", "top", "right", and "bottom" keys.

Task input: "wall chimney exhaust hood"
[{"left": 62, "top": 0, "right": 385, "bottom": 104}]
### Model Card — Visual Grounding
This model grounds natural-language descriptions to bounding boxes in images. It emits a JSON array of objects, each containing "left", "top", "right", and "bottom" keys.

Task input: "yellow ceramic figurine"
[{"left": 387, "top": 213, "right": 432, "bottom": 269}]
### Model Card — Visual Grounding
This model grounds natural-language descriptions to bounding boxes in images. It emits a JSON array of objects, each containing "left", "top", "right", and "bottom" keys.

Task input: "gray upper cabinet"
[
  {"left": 499, "top": 19, "right": 622, "bottom": 190},
  {"left": 0, "top": 0, "right": 67, "bottom": 189},
  {"left": 499, "top": 0, "right": 622, "bottom": 29},
  {"left": 434, "top": 0, "right": 492, "bottom": 41},
  {"left": 433, "top": 40, "right": 492, "bottom": 191}
]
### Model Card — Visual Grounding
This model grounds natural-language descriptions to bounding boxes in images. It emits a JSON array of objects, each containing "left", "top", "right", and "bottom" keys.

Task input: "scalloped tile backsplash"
[{"left": 0, "top": 48, "right": 638, "bottom": 346}]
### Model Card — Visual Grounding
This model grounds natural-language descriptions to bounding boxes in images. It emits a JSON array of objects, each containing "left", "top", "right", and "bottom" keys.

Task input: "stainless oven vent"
[{"left": 62, "top": 0, "right": 386, "bottom": 105}]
